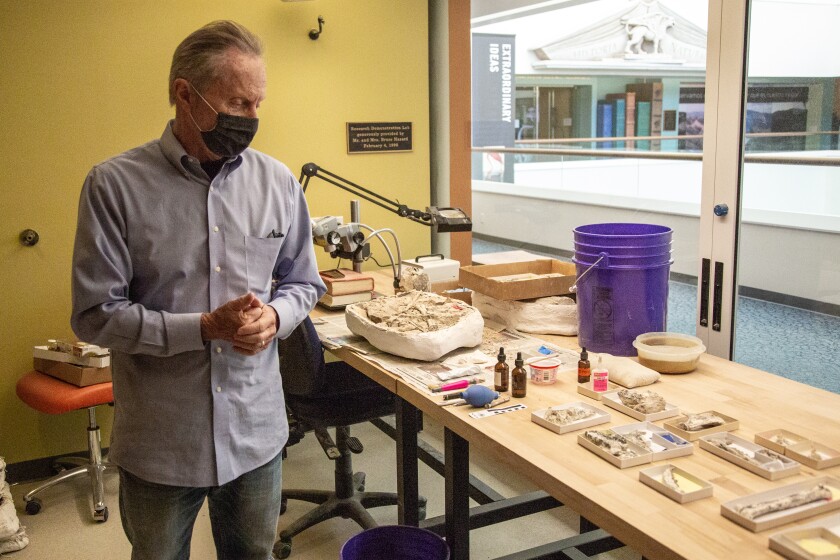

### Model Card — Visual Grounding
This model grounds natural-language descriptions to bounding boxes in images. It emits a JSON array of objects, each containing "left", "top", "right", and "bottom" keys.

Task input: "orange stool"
[{"left": 16, "top": 370, "right": 116, "bottom": 522}]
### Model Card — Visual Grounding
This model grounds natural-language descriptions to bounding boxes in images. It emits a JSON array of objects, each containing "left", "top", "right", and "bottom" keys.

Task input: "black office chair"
[{"left": 273, "top": 317, "right": 424, "bottom": 559}]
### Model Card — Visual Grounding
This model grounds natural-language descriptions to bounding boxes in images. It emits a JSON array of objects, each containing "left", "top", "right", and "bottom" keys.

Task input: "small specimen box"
[
  {"left": 769, "top": 527, "right": 840, "bottom": 560},
  {"left": 600, "top": 390, "right": 681, "bottom": 422},
  {"left": 577, "top": 429, "right": 652, "bottom": 468},
  {"left": 721, "top": 476, "right": 840, "bottom": 532},
  {"left": 662, "top": 410, "right": 739, "bottom": 441},
  {"left": 700, "top": 432, "right": 800, "bottom": 480},
  {"left": 611, "top": 422, "right": 694, "bottom": 461},
  {"left": 769, "top": 513, "right": 840, "bottom": 560},
  {"left": 531, "top": 401, "right": 610, "bottom": 435},
  {"left": 576, "top": 381, "right": 620, "bottom": 400},
  {"left": 639, "top": 464, "right": 713, "bottom": 504},
  {"left": 756, "top": 429, "right": 840, "bottom": 470}
]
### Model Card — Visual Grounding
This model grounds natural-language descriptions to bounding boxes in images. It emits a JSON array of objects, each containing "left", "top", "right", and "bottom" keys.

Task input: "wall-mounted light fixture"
[{"left": 309, "top": 16, "right": 325, "bottom": 40}]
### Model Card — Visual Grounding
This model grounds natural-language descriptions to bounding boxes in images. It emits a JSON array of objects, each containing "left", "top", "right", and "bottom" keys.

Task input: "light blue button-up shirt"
[{"left": 71, "top": 122, "right": 326, "bottom": 486}]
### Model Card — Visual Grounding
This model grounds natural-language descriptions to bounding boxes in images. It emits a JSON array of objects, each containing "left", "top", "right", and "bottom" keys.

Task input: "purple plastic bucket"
[
  {"left": 572, "top": 223, "right": 673, "bottom": 356},
  {"left": 574, "top": 223, "right": 672, "bottom": 247},
  {"left": 340, "top": 526, "right": 450, "bottom": 560}
]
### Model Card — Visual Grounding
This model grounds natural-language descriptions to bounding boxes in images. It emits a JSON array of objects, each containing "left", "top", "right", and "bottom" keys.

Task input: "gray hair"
[{"left": 168, "top": 20, "right": 263, "bottom": 105}]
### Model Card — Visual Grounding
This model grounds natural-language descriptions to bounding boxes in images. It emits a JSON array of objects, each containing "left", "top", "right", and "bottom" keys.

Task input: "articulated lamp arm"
[{"left": 299, "top": 163, "right": 471, "bottom": 233}]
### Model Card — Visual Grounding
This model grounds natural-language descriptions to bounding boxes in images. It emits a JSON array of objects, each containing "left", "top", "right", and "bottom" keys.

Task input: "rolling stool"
[{"left": 15, "top": 370, "right": 116, "bottom": 522}]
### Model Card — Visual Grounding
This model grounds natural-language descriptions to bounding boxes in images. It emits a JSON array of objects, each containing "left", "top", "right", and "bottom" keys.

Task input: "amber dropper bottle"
[
  {"left": 511, "top": 352, "right": 527, "bottom": 398},
  {"left": 577, "top": 347, "right": 591, "bottom": 384},
  {"left": 494, "top": 347, "right": 509, "bottom": 392}
]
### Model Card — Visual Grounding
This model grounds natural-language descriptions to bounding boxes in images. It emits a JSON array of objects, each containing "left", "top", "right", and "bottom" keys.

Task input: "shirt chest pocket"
[{"left": 244, "top": 236, "right": 285, "bottom": 300}]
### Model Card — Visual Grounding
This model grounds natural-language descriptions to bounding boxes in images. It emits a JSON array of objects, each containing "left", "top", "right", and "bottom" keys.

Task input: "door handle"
[
  {"left": 700, "top": 258, "right": 710, "bottom": 327},
  {"left": 712, "top": 261, "right": 724, "bottom": 332}
]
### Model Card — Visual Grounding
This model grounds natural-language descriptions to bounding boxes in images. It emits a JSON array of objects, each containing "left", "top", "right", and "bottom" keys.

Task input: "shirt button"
[
  {"left": 216, "top": 346, "right": 222, "bottom": 353},
  {"left": 216, "top": 386, "right": 222, "bottom": 392},
  {"left": 210, "top": 186, "right": 214, "bottom": 192},
  {"left": 213, "top": 226, "right": 219, "bottom": 233},
  {"left": 215, "top": 266, "right": 221, "bottom": 273}
]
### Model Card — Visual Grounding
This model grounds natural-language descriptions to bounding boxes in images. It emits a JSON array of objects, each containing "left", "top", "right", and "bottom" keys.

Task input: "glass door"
[{"left": 700, "top": 0, "right": 840, "bottom": 392}]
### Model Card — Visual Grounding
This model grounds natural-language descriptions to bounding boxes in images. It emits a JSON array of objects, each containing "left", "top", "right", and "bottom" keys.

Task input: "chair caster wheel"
[
  {"left": 94, "top": 506, "right": 109, "bottom": 522},
  {"left": 280, "top": 496, "right": 288, "bottom": 515},
  {"left": 25, "top": 498, "right": 42, "bottom": 515},
  {"left": 272, "top": 537, "right": 292, "bottom": 559}
]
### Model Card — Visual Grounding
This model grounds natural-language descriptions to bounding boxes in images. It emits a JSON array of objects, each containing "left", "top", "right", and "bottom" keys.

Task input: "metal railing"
[{"left": 472, "top": 130, "right": 840, "bottom": 166}]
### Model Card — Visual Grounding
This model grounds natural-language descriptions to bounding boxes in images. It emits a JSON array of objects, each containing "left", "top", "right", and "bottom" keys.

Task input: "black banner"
[{"left": 471, "top": 33, "right": 516, "bottom": 148}]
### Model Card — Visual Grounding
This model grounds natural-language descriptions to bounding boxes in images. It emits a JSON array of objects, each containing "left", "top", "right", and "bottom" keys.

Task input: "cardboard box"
[
  {"left": 431, "top": 280, "right": 472, "bottom": 305},
  {"left": 459, "top": 259, "right": 576, "bottom": 301},
  {"left": 34, "top": 357, "right": 112, "bottom": 387}
]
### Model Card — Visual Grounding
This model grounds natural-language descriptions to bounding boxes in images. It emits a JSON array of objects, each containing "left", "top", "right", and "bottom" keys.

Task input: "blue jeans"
[{"left": 118, "top": 452, "right": 282, "bottom": 560}]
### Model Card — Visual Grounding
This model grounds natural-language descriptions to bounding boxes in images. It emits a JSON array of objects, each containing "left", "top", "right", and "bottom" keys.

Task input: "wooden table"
[{"left": 314, "top": 273, "right": 840, "bottom": 559}]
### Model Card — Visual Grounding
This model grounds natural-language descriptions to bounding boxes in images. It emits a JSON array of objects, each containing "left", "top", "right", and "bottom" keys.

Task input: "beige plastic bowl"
[{"left": 632, "top": 332, "right": 706, "bottom": 374}]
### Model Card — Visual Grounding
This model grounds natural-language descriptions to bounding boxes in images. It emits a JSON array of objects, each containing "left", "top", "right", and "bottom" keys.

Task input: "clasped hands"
[{"left": 200, "top": 293, "right": 278, "bottom": 355}]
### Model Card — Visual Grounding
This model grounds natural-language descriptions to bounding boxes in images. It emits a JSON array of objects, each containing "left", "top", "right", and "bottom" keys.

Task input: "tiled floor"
[{"left": 473, "top": 237, "right": 840, "bottom": 394}]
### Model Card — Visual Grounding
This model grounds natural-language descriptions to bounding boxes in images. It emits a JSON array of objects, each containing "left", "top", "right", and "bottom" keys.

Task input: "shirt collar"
[{"left": 160, "top": 120, "right": 243, "bottom": 180}]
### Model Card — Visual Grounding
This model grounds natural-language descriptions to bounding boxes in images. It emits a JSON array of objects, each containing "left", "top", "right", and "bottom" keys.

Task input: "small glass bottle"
[
  {"left": 592, "top": 355, "right": 609, "bottom": 392},
  {"left": 511, "top": 352, "right": 527, "bottom": 398},
  {"left": 577, "top": 347, "right": 591, "bottom": 384},
  {"left": 494, "top": 347, "right": 509, "bottom": 392}
]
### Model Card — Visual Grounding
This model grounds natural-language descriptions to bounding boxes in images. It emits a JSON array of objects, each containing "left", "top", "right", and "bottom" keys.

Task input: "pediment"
[{"left": 532, "top": 1, "right": 706, "bottom": 65}]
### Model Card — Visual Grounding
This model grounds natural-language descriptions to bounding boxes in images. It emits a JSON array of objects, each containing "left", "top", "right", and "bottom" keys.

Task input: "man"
[{"left": 71, "top": 20, "right": 325, "bottom": 559}]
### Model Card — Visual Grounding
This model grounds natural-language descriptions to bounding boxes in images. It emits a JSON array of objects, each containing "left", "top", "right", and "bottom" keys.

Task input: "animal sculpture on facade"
[{"left": 622, "top": 12, "right": 675, "bottom": 55}]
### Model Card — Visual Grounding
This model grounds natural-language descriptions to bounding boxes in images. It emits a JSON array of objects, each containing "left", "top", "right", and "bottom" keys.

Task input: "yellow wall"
[{"left": 0, "top": 1, "right": 430, "bottom": 464}]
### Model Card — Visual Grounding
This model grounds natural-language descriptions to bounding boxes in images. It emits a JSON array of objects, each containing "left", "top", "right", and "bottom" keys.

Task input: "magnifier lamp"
[{"left": 300, "top": 163, "right": 472, "bottom": 290}]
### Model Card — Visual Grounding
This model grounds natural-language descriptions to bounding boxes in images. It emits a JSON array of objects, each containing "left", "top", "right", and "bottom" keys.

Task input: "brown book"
[
  {"left": 319, "top": 268, "right": 375, "bottom": 295},
  {"left": 318, "top": 290, "right": 374, "bottom": 310},
  {"left": 626, "top": 82, "right": 663, "bottom": 149},
  {"left": 625, "top": 91, "right": 636, "bottom": 149}
]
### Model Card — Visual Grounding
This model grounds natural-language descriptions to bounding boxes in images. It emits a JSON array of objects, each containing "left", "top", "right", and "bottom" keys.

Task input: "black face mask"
[{"left": 188, "top": 83, "right": 259, "bottom": 158}]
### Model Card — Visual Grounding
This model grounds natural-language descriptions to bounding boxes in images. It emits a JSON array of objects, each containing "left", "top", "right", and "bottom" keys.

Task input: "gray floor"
[
  {"left": 5, "top": 418, "right": 638, "bottom": 559},
  {"left": 473, "top": 237, "right": 840, "bottom": 394}
]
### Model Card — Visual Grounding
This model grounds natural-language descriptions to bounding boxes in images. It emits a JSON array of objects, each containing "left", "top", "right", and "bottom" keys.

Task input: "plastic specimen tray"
[
  {"left": 639, "top": 464, "right": 713, "bottom": 504},
  {"left": 756, "top": 429, "right": 840, "bottom": 470},
  {"left": 577, "top": 429, "right": 652, "bottom": 468},
  {"left": 600, "top": 390, "right": 681, "bottom": 422},
  {"left": 700, "top": 432, "right": 800, "bottom": 480},
  {"left": 662, "top": 410, "right": 739, "bottom": 441},
  {"left": 611, "top": 421, "right": 694, "bottom": 461},
  {"left": 531, "top": 401, "right": 610, "bottom": 435},
  {"left": 721, "top": 476, "right": 840, "bottom": 532},
  {"left": 769, "top": 513, "right": 840, "bottom": 560}
]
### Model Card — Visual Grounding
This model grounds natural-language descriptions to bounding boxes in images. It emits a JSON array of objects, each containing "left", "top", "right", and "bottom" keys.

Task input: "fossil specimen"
[
  {"left": 544, "top": 406, "right": 595, "bottom": 426},
  {"left": 583, "top": 430, "right": 639, "bottom": 458},
  {"left": 678, "top": 412, "right": 725, "bottom": 431},
  {"left": 617, "top": 389, "right": 666, "bottom": 413},
  {"left": 661, "top": 466, "right": 682, "bottom": 492},
  {"left": 711, "top": 437, "right": 788, "bottom": 469},
  {"left": 771, "top": 434, "right": 798, "bottom": 447},
  {"left": 622, "top": 429, "right": 654, "bottom": 452},
  {"left": 737, "top": 484, "right": 833, "bottom": 520},
  {"left": 360, "top": 291, "right": 472, "bottom": 333}
]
